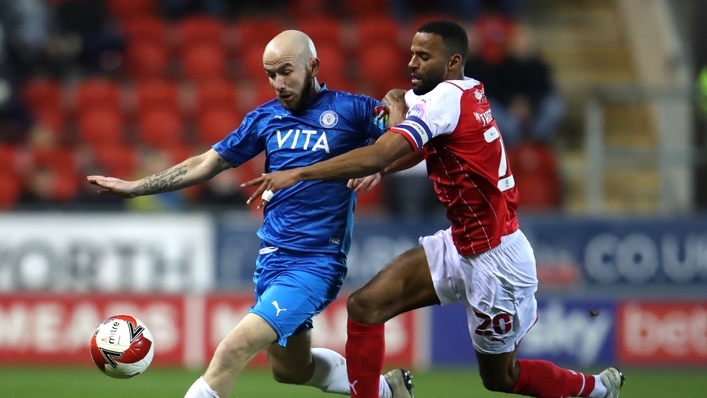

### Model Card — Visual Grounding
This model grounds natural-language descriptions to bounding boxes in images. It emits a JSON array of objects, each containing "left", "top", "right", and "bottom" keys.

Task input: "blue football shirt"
[{"left": 213, "top": 85, "right": 386, "bottom": 256}]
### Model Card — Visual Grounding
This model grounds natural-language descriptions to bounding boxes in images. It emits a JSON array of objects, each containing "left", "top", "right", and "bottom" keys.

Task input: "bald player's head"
[{"left": 262, "top": 30, "right": 321, "bottom": 112}]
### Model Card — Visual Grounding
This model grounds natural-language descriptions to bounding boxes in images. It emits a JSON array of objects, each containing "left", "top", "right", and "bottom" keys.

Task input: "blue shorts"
[{"left": 250, "top": 244, "right": 347, "bottom": 346}]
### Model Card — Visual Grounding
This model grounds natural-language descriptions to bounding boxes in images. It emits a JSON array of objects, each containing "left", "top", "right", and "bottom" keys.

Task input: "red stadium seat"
[
  {"left": 198, "top": 109, "right": 242, "bottom": 145},
  {"left": 30, "top": 148, "right": 78, "bottom": 174},
  {"left": 195, "top": 79, "right": 238, "bottom": 114},
  {"left": 107, "top": 0, "right": 158, "bottom": 22},
  {"left": 91, "top": 144, "right": 139, "bottom": 179},
  {"left": 51, "top": 167, "right": 80, "bottom": 202},
  {"left": 232, "top": 18, "right": 285, "bottom": 51},
  {"left": 507, "top": 143, "right": 562, "bottom": 211},
  {"left": 183, "top": 44, "right": 226, "bottom": 82},
  {"left": 358, "top": 43, "right": 406, "bottom": 97},
  {"left": 76, "top": 78, "right": 122, "bottom": 114},
  {"left": 78, "top": 109, "right": 125, "bottom": 146},
  {"left": 33, "top": 107, "right": 66, "bottom": 139},
  {"left": 315, "top": 44, "right": 347, "bottom": 83},
  {"left": 21, "top": 77, "right": 62, "bottom": 113},
  {"left": 296, "top": 19, "right": 342, "bottom": 48},
  {"left": 343, "top": 0, "right": 389, "bottom": 18},
  {"left": 178, "top": 16, "right": 224, "bottom": 50},
  {"left": 322, "top": 77, "right": 355, "bottom": 93},
  {"left": 122, "top": 17, "right": 166, "bottom": 46},
  {"left": 136, "top": 80, "right": 179, "bottom": 111},
  {"left": 240, "top": 45, "right": 266, "bottom": 80},
  {"left": 0, "top": 145, "right": 19, "bottom": 174},
  {"left": 124, "top": 42, "right": 170, "bottom": 81},
  {"left": 0, "top": 172, "right": 20, "bottom": 209},
  {"left": 355, "top": 16, "right": 401, "bottom": 49},
  {"left": 138, "top": 108, "right": 184, "bottom": 147},
  {"left": 288, "top": 0, "right": 333, "bottom": 19},
  {"left": 254, "top": 84, "right": 277, "bottom": 108}
]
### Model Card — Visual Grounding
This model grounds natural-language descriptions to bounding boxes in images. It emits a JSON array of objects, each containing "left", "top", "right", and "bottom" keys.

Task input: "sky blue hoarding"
[{"left": 216, "top": 216, "right": 707, "bottom": 289}]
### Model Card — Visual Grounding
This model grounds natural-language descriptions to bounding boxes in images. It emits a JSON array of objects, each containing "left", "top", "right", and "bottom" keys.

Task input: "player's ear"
[
  {"left": 309, "top": 57, "right": 320, "bottom": 77},
  {"left": 448, "top": 54, "right": 463, "bottom": 72}
]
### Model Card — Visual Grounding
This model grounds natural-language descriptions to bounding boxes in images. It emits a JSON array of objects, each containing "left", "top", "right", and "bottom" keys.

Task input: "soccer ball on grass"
[{"left": 90, "top": 315, "right": 155, "bottom": 379}]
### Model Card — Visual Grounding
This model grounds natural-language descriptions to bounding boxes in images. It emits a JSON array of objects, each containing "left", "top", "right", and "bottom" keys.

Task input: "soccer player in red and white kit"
[{"left": 243, "top": 20, "right": 625, "bottom": 398}]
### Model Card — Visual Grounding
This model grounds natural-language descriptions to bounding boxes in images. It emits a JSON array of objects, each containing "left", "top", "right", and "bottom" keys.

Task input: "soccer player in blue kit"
[{"left": 87, "top": 30, "right": 413, "bottom": 398}]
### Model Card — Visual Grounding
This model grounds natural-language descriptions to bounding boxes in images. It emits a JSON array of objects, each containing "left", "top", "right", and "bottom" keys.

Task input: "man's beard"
[
  {"left": 413, "top": 68, "right": 446, "bottom": 95},
  {"left": 284, "top": 72, "right": 315, "bottom": 113}
]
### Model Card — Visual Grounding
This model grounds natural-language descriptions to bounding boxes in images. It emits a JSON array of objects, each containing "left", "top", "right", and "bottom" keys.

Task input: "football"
[{"left": 90, "top": 315, "right": 155, "bottom": 379}]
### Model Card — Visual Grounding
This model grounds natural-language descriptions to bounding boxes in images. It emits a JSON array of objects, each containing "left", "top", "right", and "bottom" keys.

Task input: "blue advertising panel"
[
  {"left": 430, "top": 297, "right": 617, "bottom": 367},
  {"left": 216, "top": 215, "right": 707, "bottom": 289},
  {"left": 521, "top": 216, "right": 707, "bottom": 285}
]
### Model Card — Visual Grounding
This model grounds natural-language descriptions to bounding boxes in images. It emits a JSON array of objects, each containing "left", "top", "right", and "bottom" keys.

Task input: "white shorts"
[{"left": 420, "top": 228, "right": 538, "bottom": 354}]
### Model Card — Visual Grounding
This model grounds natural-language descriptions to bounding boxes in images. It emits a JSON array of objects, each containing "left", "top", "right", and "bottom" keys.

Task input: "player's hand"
[
  {"left": 382, "top": 89, "right": 408, "bottom": 127},
  {"left": 347, "top": 173, "right": 381, "bottom": 193},
  {"left": 241, "top": 170, "right": 299, "bottom": 209},
  {"left": 86, "top": 175, "right": 139, "bottom": 198}
]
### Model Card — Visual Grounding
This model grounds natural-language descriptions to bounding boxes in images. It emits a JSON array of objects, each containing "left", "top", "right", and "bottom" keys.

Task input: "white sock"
[
  {"left": 184, "top": 376, "right": 220, "bottom": 398},
  {"left": 379, "top": 375, "right": 392, "bottom": 398},
  {"left": 588, "top": 375, "right": 608, "bottom": 398},
  {"left": 302, "top": 347, "right": 391, "bottom": 398}
]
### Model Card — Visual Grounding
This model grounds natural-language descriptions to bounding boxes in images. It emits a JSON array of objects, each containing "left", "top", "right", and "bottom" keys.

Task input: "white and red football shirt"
[{"left": 389, "top": 78, "right": 519, "bottom": 255}]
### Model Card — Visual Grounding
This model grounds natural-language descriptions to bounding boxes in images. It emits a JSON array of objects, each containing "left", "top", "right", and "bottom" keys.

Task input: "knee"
[
  {"left": 347, "top": 291, "right": 383, "bottom": 324},
  {"left": 212, "top": 337, "right": 255, "bottom": 369},
  {"left": 479, "top": 371, "right": 516, "bottom": 393}
]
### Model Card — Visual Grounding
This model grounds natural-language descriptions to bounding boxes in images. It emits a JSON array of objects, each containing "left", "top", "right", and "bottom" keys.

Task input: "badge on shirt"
[{"left": 319, "top": 110, "right": 339, "bottom": 128}]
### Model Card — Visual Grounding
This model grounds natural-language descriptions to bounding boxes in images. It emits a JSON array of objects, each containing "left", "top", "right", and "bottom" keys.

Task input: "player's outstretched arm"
[
  {"left": 87, "top": 149, "right": 232, "bottom": 198},
  {"left": 243, "top": 132, "right": 413, "bottom": 208}
]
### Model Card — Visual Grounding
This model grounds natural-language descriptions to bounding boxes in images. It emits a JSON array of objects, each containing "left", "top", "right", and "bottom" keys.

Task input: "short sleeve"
[
  {"left": 354, "top": 95, "right": 387, "bottom": 140},
  {"left": 389, "top": 83, "right": 463, "bottom": 150},
  {"left": 212, "top": 110, "right": 265, "bottom": 167}
]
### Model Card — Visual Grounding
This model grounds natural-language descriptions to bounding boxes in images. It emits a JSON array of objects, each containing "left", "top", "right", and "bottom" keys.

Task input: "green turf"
[{"left": 1, "top": 366, "right": 705, "bottom": 397}]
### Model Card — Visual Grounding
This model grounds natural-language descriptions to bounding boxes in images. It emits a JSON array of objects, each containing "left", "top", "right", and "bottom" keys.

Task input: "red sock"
[
  {"left": 512, "top": 359, "right": 596, "bottom": 398},
  {"left": 346, "top": 319, "right": 385, "bottom": 398}
]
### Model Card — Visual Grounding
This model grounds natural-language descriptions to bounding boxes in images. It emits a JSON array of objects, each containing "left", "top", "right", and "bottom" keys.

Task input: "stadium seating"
[
  {"left": 177, "top": 16, "right": 225, "bottom": 51},
  {"left": 136, "top": 80, "right": 180, "bottom": 112},
  {"left": 76, "top": 78, "right": 122, "bottom": 115},
  {"left": 343, "top": 0, "right": 389, "bottom": 18},
  {"left": 195, "top": 79, "right": 238, "bottom": 115},
  {"left": 296, "top": 19, "right": 342, "bottom": 48},
  {"left": 182, "top": 44, "right": 226, "bottom": 82},
  {"left": 198, "top": 109, "right": 242, "bottom": 145},
  {"left": 122, "top": 17, "right": 166, "bottom": 46},
  {"left": 314, "top": 44, "right": 347, "bottom": 83},
  {"left": 354, "top": 16, "right": 401, "bottom": 50},
  {"left": 0, "top": 173, "right": 21, "bottom": 209},
  {"left": 507, "top": 143, "right": 562, "bottom": 211},
  {"left": 91, "top": 144, "right": 138, "bottom": 179},
  {"left": 239, "top": 45, "right": 268, "bottom": 81},
  {"left": 124, "top": 42, "right": 170, "bottom": 81},
  {"left": 0, "top": 145, "right": 19, "bottom": 174},
  {"left": 78, "top": 109, "right": 125, "bottom": 146},
  {"left": 232, "top": 18, "right": 285, "bottom": 51},
  {"left": 21, "top": 77, "right": 62, "bottom": 113},
  {"left": 107, "top": 0, "right": 158, "bottom": 22},
  {"left": 138, "top": 108, "right": 185, "bottom": 148}
]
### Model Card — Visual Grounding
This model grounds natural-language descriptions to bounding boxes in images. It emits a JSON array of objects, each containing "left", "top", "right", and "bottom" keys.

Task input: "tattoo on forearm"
[{"left": 138, "top": 164, "right": 187, "bottom": 195}]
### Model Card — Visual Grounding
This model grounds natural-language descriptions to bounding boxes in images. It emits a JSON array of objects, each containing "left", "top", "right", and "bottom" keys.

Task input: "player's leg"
[
  {"left": 346, "top": 229, "right": 451, "bottom": 398},
  {"left": 469, "top": 230, "right": 624, "bottom": 397},
  {"left": 184, "top": 313, "right": 278, "bottom": 398},
  {"left": 266, "top": 329, "right": 397, "bottom": 397}
]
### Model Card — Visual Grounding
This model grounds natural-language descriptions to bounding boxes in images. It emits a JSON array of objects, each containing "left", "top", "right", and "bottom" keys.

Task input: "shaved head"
[
  {"left": 264, "top": 30, "right": 317, "bottom": 62},
  {"left": 262, "top": 30, "right": 321, "bottom": 112}
]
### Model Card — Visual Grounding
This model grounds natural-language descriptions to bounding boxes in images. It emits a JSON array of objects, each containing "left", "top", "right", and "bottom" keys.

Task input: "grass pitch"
[{"left": 1, "top": 366, "right": 705, "bottom": 397}]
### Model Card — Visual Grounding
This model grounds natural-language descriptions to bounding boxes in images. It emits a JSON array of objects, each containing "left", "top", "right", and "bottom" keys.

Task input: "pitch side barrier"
[{"left": 0, "top": 213, "right": 706, "bottom": 368}]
